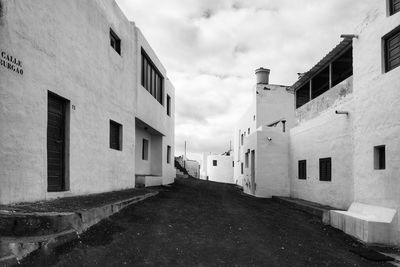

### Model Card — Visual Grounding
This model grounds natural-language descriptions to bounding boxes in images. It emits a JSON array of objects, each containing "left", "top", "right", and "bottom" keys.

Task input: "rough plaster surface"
[{"left": 0, "top": 0, "right": 175, "bottom": 204}]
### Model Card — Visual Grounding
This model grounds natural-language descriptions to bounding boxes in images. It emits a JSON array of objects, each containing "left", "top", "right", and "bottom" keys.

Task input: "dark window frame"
[
  {"left": 241, "top": 162, "right": 244, "bottom": 174},
  {"left": 109, "top": 120, "right": 122, "bottom": 151},
  {"left": 141, "top": 49, "right": 164, "bottom": 105},
  {"left": 389, "top": 0, "right": 400, "bottom": 15},
  {"left": 298, "top": 160, "right": 307, "bottom": 180},
  {"left": 213, "top": 160, "right": 217, "bottom": 166},
  {"left": 167, "top": 95, "right": 171, "bottom": 116},
  {"left": 110, "top": 28, "right": 121, "bottom": 55},
  {"left": 384, "top": 25, "right": 400, "bottom": 73},
  {"left": 374, "top": 145, "right": 386, "bottom": 170},
  {"left": 167, "top": 145, "right": 171, "bottom": 164},
  {"left": 319, "top": 158, "right": 332, "bottom": 181},
  {"left": 142, "top": 139, "right": 149, "bottom": 161}
]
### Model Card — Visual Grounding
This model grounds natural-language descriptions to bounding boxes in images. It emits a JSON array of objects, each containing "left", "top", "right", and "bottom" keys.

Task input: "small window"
[
  {"left": 110, "top": 120, "right": 122, "bottom": 150},
  {"left": 319, "top": 158, "right": 332, "bottom": 181},
  {"left": 241, "top": 162, "right": 244, "bottom": 174},
  {"left": 245, "top": 153, "right": 249, "bottom": 168},
  {"left": 389, "top": 0, "right": 400, "bottom": 15},
  {"left": 248, "top": 128, "right": 250, "bottom": 135},
  {"left": 167, "top": 145, "right": 171, "bottom": 164},
  {"left": 142, "top": 139, "right": 149, "bottom": 160},
  {"left": 253, "top": 115, "right": 256, "bottom": 121},
  {"left": 167, "top": 95, "right": 171, "bottom": 116},
  {"left": 384, "top": 26, "right": 400, "bottom": 72},
  {"left": 298, "top": 160, "right": 307, "bottom": 180},
  {"left": 110, "top": 28, "right": 121, "bottom": 55},
  {"left": 374, "top": 145, "right": 386, "bottom": 170},
  {"left": 213, "top": 160, "right": 217, "bottom": 166},
  {"left": 232, "top": 161, "right": 234, "bottom": 167},
  {"left": 241, "top": 134, "right": 244, "bottom": 146}
]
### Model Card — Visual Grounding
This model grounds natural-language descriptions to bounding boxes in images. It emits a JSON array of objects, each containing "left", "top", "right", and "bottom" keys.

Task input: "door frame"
[
  {"left": 250, "top": 150, "right": 256, "bottom": 195},
  {"left": 47, "top": 91, "right": 67, "bottom": 192}
]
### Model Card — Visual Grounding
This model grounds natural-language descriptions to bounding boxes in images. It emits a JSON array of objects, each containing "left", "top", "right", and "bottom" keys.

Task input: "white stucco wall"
[
  {"left": 352, "top": 1, "right": 400, "bottom": 244},
  {"left": 185, "top": 160, "right": 200, "bottom": 178},
  {"left": 206, "top": 155, "right": 234, "bottom": 184},
  {"left": 233, "top": 79, "right": 293, "bottom": 192},
  {"left": 289, "top": 94, "right": 354, "bottom": 209},
  {"left": 0, "top": 0, "right": 175, "bottom": 204}
]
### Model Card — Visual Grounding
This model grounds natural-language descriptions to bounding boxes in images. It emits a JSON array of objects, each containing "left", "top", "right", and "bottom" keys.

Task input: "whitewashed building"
[
  {"left": 233, "top": 69, "right": 294, "bottom": 197},
  {"left": 233, "top": 1, "right": 400, "bottom": 245},
  {"left": 0, "top": 0, "right": 175, "bottom": 204},
  {"left": 200, "top": 152, "right": 234, "bottom": 184}
]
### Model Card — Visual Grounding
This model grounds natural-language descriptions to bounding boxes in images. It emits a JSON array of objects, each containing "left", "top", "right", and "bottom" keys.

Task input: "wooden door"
[{"left": 47, "top": 93, "right": 66, "bottom": 192}]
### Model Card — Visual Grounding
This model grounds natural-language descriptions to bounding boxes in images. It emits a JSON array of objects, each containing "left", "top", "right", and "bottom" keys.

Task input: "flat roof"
[{"left": 291, "top": 38, "right": 353, "bottom": 92}]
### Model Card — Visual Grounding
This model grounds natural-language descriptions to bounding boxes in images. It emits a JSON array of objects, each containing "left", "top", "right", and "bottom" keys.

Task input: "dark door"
[
  {"left": 47, "top": 93, "right": 66, "bottom": 192},
  {"left": 251, "top": 150, "right": 256, "bottom": 195}
]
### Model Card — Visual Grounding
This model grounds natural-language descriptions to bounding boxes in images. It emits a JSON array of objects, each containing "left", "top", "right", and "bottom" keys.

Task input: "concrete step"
[{"left": 272, "top": 196, "right": 339, "bottom": 224}]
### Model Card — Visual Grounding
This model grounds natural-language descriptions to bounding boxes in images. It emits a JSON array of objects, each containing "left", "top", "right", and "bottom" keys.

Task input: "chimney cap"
[{"left": 255, "top": 67, "right": 270, "bottom": 73}]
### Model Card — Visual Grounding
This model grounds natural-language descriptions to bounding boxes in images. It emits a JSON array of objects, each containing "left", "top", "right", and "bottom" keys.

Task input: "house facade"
[
  {"left": 233, "top": 69, "right": 294, "bottom": 197},
  {"left": 233, "top": 1, "right": 400, "bottom": 245},
  {"left": 200, "top": 153, "right": 234, "bottom": 184},
  {"left": 0, "top": 0, "right": 175, "bottom": 205}
]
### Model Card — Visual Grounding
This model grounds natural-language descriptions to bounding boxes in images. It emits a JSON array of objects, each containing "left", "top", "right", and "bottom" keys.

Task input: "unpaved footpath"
[{"left": 21, "top": 178, "right": 390, "bottom": 267}]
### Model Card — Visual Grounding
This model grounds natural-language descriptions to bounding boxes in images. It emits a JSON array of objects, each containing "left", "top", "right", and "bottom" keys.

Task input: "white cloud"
[{"left": 115, "top": 0, "right": 375, "bottom": 160}]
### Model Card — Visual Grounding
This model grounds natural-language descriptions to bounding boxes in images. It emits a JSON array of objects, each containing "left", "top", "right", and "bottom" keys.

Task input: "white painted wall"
[
  {"left": 352, "top": 1, "right": 400, "bottom": 245},
  {"left": 206, "top": 155, "right": 234, "bottom": 184},
  {"left": 185, "top": 160, "right": 200, "bottom": 178},
  {"left": 289, "top": 94, "right": 354, "bottom": 209},
  {"left": 0, "top": 0, "right": 175, "bottom": 204},
  {"left": 233, "top": 77, "right": 294, "bottom": 194}
]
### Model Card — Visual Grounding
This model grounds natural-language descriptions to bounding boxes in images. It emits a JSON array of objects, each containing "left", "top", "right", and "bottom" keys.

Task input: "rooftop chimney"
[{"left": 255, "top": 67, "right": 270, "bottom": 84}]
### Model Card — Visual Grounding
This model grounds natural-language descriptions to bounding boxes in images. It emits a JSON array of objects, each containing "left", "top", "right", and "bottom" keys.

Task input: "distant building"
[
  {"left": 233, "top": 69, "right": 294, "bottom": 197},
  {"left": 0, "top": 0, "right": 175, "bottom": 204},
  {"left": 176, "top": 155, "right": 200, "bottom": 178},
  {"left": 233, "top": 1, "right": 400, "bottom": 245},
  {"left": 200, "top": 152, "right": 234, "bottom": 184}
]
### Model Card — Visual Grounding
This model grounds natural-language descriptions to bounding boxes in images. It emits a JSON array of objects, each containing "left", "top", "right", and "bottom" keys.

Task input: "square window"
[
  {"left": 319, "top": 158, "right": 331, "bottom": 181},
  {"left": 167, "top": 145, "right": 171, "bottom": 164},
  {"left": 213, "top": 160, "right": 217, "bottom": 166},
  {"left": 384, "top": 26, "right": 400, "bottom": 72},
  {"left": 374, "top": 145, "right": 386, "bottom": 170},
  {"left": 110, "top": 120, "right": 122, "bottom": 151},
  {"left": 298, "top": 160, "right": 307, "bottom": 180},
  {"left": 110, "top": 28, "right": 121, "bottom": 55},
  {"left": 142, "top": 139, "right": 149, "bottom": 160}
]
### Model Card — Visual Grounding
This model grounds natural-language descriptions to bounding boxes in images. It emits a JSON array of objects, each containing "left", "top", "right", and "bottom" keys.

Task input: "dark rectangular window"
[
  {"left": 167, "top": 95, "right": 171, "bottom": 116},
  {"left": 374, "top": 145, "right": 386, "bottom": 170},
  {"left": 390, "top": 0, "right": 400, "bottom": 15},
  {"left": 319, "top": 158, "right": 332, "bottom": 181},
  {"left": 110, "top": 120, "right": 122, "bottom": 150},
  {"left": 232, "top": 161, "right": 234, "bottom": 167},
  {"left": 141, "top": 49, "right": 164, "bottom": 104},
  {"left": 142, "top": 139, "right": 149, "bottom": 160},
  {"left": 167, "top": 145, "right": 171, "bottom": 164},
  {"left": 248, "top": 128, "right": 250, "bottom": 135},
  {"left": 213, "top": 160, "right": 217, "bottom": 166},
  {"left": 245, "top": 153, "right": 249, "bottom": 168},
  {"left": 298, "top": 160, "right": 307, "bottom": 180},
  {"left": 241, "top": 163, "right": 244, "bottom": 174},
  {"left": 110, "top": 28, "right": 121, "bottom": 55},
  {"left": 384, "top": 27, "right": 400, "bottom": 72}
]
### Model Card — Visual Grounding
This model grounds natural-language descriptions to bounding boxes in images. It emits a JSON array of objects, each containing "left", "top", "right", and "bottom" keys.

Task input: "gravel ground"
[{"left": 20, "top": 178, "right": 391, "bottom": 267}]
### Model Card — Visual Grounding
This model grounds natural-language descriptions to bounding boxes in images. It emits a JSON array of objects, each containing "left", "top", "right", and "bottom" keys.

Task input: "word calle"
[{"left": 1, "top": 51, "right": 23, "bottom": 75}]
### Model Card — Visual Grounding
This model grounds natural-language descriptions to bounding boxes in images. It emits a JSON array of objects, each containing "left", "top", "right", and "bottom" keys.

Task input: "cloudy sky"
[{"left": 115, "top": 0, "right": 374, "bottom": 161}]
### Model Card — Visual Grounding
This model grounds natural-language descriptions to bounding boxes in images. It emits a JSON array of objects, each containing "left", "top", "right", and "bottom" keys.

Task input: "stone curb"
[{"left": 0, "top": 191, "right": 158, "bottom": 264}]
